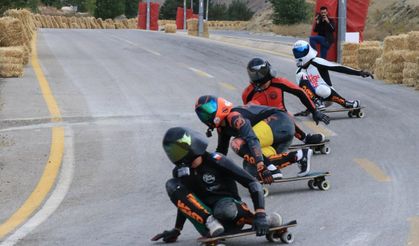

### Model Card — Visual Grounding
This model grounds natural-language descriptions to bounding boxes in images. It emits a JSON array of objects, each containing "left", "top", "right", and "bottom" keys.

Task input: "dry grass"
[
  {"left": 271, "top": 23, "right": 311, "bottom": 38},
  {"left": 165, "top": 24, "right": 177, "bottom": 33}
]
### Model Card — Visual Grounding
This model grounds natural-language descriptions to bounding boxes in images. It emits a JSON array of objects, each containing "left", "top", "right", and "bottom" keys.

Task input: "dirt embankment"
[{"left": 246, "top": 0, "right": 419, "bottom": 41}]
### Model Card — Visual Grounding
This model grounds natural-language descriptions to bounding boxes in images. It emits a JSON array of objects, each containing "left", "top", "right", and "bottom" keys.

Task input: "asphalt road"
[{"left": 0, "top": 29, "right": 418, "bottom": 246}]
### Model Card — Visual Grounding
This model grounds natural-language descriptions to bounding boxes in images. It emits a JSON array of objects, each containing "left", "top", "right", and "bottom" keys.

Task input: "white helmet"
[{"left": 292, "top": 40, "right": 317, "bottom": 67}]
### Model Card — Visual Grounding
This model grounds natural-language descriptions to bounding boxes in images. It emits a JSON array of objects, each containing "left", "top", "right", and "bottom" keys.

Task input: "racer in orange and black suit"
[
  {"left": 243, "top": 58, "right": 329, "bottom": 145},
  {"left": 195, "top": 96, "right": 321, "bottom": 180}
]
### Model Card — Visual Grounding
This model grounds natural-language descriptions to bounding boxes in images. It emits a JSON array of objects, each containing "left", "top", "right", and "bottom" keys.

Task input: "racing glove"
[
  {"left": 312, "top": 110, "right": 330, "bottom": 125},
  {"left": 151, "top": 228, "right": 181, "bottom": 243},
  {"left": 360, "top": 70, "right": 374, "bottom": 79},
  {"left": 253, "top": 212, "right": 269, "bottom": 236},
  {"left": 257, "top": 162, "right": 274, "bottom": 184}
]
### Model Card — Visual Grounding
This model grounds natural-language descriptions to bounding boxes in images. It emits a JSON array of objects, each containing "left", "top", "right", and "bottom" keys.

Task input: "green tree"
[
  {"left": 270, "top": 0, "right": 309, "bottom": 25},
  {"left": 125, "top": 0, "right": 138, "bottom": 18},
  {"left": 1, "top": 0, "right": 39, "bottom": 13},
  {"left": 208, "top": 3, "right": 227, "bottom": 20},
  {"left": 159, "top": 0, "right": 183, "bottom": 20},
  {"left": 95, "top": 0, "right": 125, "bottom": 19},
  {"left": 40, "top": 0, "right": 61, "bottom": 7},
  {"left": 226, "top": 0, "right": 253, "bottom": 21}
]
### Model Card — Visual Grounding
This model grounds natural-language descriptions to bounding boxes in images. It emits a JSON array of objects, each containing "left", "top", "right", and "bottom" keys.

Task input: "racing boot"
[
  {"left": 344, "top": 100, "right": 360, "bottom": 109},
  {"left": 304, "top": 133, "right": 325, "bottom": 144},
  {"left": 297, "top": 149, "right": 313, "bottom": 177},
  {"left": 205, "top": 215, "right": 224, "bottom": 237},
  {"left": 267, "top": 164, "right": 283, "bottom": 179},
  {"left": 313, "top": 97, "right": 326, "bottom": 110},
  {"left": 267, "top": 212, "right": 283, "bottom": 227}
]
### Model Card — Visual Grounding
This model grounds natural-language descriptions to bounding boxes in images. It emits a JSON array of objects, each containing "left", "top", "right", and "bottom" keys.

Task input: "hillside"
[{"left": 245, "top": 0, "right": 419, "bottom": 41}]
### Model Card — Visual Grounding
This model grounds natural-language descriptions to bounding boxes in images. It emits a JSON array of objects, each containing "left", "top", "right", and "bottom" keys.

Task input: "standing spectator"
[{"left": 309, "top": 6, "right": 335, "bottom": 59}]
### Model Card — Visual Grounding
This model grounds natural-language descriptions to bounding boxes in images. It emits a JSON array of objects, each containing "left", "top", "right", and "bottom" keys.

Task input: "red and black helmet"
[{"left": 195, "top": 95, "right": 233, "bottom": 129}]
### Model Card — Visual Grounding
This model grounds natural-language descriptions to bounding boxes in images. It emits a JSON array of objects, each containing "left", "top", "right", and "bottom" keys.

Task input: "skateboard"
[
  {"left": 289, "top": 139, "right": 331, "bottom": 155},
  {"left": 294, "top": 107, "right": 365, "bottom": 118},
  {"left": 197, "top": 220, "right": 297, "bottom": 245},
  {"left": 262, "top": 172, "right": 331, "bottom": 197}
]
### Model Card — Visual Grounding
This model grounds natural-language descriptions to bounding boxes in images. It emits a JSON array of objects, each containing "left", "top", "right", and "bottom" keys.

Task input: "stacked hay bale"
[
  {"left": 128, "top": 18, "right": 137, "bottom": 29},
  {"left": 187, "top": 18, "right": 198, "bottom": 36},
  {"left": 0, "top": 47, "right": 25, "bottom": 77},
  {"left": 0, "top": 17, "right": 31, "bottom": 65},
  {"left": 104, "top": 19, "right": 115, "bottom": 29},
  {"left": 381, "top": 34, "right": 409, "bottom": 84},
  {"left": 357, "top": 41, "right": 383, "bottom": 73},
  {"left": 187, "top": 19, "right": 209, "bottom": 37},
  {"left": 165, "top": 23, "right": 177, "bottom": 33},
  {"left": 402, "top": 31, "right": 419, "bottom": 87},
  {"left": 342, "top": 43, "right": 359, "bottom": 69}
]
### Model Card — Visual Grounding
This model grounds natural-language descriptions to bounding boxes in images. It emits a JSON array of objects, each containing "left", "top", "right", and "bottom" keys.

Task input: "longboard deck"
[
  {"left": 271, "top": 172, "right": 330, "bottom": 183},
  {"left": 197, "top": 220, "right": 297, "bottom": 243},
  {"left": 289, "top": 139, "right": 330, "bottom": 149},
  {"left": 294, "top": 106, "right": 365, "bottom": 116}
]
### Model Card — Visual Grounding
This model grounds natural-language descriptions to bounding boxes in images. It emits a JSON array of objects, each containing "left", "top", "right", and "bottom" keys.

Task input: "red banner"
[
  {"left": 137, "top": 2, "right": 160, "bottom": 30},
  {"left": 312, "top": 0, "right": 370, "bottom": 61}
]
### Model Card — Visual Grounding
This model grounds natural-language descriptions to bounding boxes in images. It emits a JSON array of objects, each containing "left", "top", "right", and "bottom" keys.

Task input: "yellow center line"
[
  {"left": 219, "top": 82, "right": 237, "bottom": 90},
  {"left": 188, "top": 67, "right": 214, "bottom": 78},
  {"left": 0, "top": 32, "right": 64, "bottom": 239},
  {"left": 302, "top": 120, "right": 336, "bottom": 137},
  {"left": 407, "top": 216, "right": 419, "bottom": 246},
  {"left": 354, "top": 158, "right": 391, "bottom": 182}
]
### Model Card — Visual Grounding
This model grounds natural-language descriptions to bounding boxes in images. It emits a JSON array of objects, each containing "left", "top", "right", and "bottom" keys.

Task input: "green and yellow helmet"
[{"left": 162, "top": 127, "right": 208, "bottom": 166}]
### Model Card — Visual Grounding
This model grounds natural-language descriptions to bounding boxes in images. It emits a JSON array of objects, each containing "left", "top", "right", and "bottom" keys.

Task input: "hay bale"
[
  {"left": 0, "top": 17, "right": 28, "bottom": 47},
  {"left": 402, "top": 51, "right": 419, "bottom": 63},
  {"left": 343, "top": 42, "right": 359, "bottom": 51},
  {"left": 383, "top": 34, "right": 408, "bottom": 52},
  {"left": 407, "top": 31, "right": 419, "bottom": 51},
  {"left": 22, "top": 44, "right": 30, "bottom": 65},
  {"left": 0, "top": 63, "right": 24, "bottom": 77},
  {"left": 359, "top": 41, "right": 381, "bottom": 48},
  {"left": 382, "top": 51, "right": 406, "bottom": 63},
  {"left": 115, "top": 21, "right": 124, "bottom": 29},
  {"left": 342, "top": 55, "right": 358, "bottom": 68},
  {"left": 0, "top": 46, "right": 24, "bottom": 59},
  {"left": 358, "top": 46, "right": 383, "bottom": 71},
  {"left": 97, "top": 18, "right": 105, "bottom": 29},
  {"left": 122, "top": 19, "right": 129, "bottom": 29},
  {"left": 402, "top": 62, "right": 417, "bottom": 86},
  {"left": 165, "top": 24, "right": 177, "bottom": 33},
  {"left": 105, "top": 19, "right": 115, "bottom": 29},
  {"left": 374, "top": 57, "right": 385, "bottom": 80},
  {"left": 187, "top": 18, "right": 198, "bottom": 33}
]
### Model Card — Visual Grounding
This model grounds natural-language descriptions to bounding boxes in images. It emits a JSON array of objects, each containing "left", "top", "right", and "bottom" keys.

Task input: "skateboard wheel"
[
  {"left": 280, "top": 231, "right": 295, "bottom": 244},
  {"left": 319, "top": 180, "right": 330, "bottom": 191},
  {"left": 320, "top": 146, "right": 331, "bottom": 155},
  {"left": 266, "top": 231, "right": 281, "bottom": 243},
  {"left": 263, "top": 187, "right": 269, "bottom": 197},
  {"left": 308, "top": 179, "right": 317, "bottom": 190},
  {"left": 357, "top": 111, "right": 365, "bottom": 118}
]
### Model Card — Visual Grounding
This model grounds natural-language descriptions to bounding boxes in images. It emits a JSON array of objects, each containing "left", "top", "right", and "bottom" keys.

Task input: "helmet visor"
[
  {"left": 248, "top": 63, "right": 269, "bottom": 83},
  {"left": 163, "top": 142, "right": 189, "bottom": 164},
  {"left": 196, "top": 99, "right": 217, "bottom": 126},
  {"left": 293, "top": 44, "right": 310, "bottom": 59}
]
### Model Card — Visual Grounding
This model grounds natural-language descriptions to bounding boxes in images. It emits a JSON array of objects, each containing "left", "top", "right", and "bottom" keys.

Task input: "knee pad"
[
  {"left": 165, "top": 178, "right": 183, "bottom": 200},
  {"left": 213, "top": 198, "right": 238, "bottom": 222},
  {"left": 315, "top": 85, "right": 331, "bottom": 98},
  {"left": 230, "top": 137, "right": 247, "bottom": 157}
]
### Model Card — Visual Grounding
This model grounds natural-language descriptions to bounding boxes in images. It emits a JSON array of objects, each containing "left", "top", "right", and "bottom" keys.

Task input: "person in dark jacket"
[
  {"left": 151, "top": 127, "right": 281, "bottom": 243},
  {"left": 309, "top": 6, "right": 335, "bottom": 59}
]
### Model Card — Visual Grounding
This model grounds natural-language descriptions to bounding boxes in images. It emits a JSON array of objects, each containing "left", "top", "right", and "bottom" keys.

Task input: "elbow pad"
[{"left": 249, "top": 181, "right": 265, "bottom": 210}]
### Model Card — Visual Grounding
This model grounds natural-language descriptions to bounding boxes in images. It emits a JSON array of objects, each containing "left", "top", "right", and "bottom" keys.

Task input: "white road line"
[
  {"left": 0, "top": 127, "right": 75, "bottom": 246},
  {"left": 108, "top": 34, "right": 161, "bottom": 56},
  {"left": 188, "top": 67, "right": 214, "bottom": 78}
]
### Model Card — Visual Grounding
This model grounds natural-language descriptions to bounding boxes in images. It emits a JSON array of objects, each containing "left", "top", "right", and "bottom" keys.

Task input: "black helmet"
[
  {"left": 247, "top": 58, "right": 275, "bottom": 87},
  {"left": 162, "top": 127, "right": 208, "bottom": 166}
]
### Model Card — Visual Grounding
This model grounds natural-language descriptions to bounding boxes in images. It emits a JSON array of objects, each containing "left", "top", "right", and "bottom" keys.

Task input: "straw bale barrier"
[
  {"left": 165, "top": 24, "right": 177, "bottom": 33},
  {"left": 0, "top": 46, "right": 24, "bottom": 77},
  {"left": 105, "top": 19, "right": 115, "bottom": 29},
  {"left": 358, "top": 46, "right": 383, "bottom": 72},
  {"left": 383, "top": 34, "right": 408, "bottom": 52},
  {"left": 97, "top": 18, "right": 105, "bottom": 29},
  {"left": 402, "top": 62, "right": 417, "bottom": 87},
  {"left": 407, "top": 31, "right": 419, "bottom": 51},
  {"left": 187, "top": 18, "right": 198, "bottom": 34},
  {"left": 374, "top": 57, "right": 385, "bottom": 80},
  {"left": 359, "top": 41, "right": 381, "bottom": 48},
  {"left": 0, "top": 17, "right": 28, "bottom": 46},
  {"left": 342, "top": 42, "right": 359, "bottom": 69}
]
